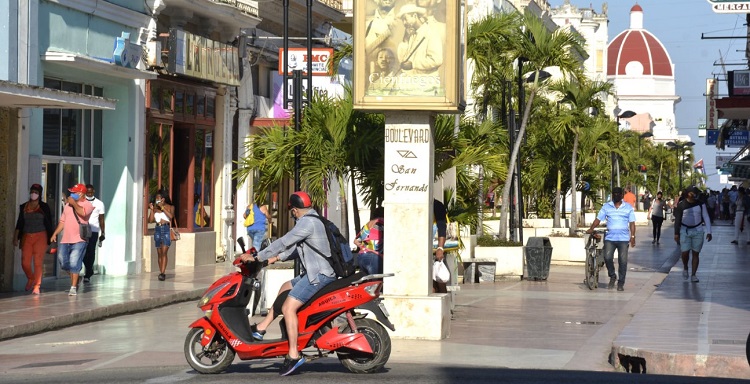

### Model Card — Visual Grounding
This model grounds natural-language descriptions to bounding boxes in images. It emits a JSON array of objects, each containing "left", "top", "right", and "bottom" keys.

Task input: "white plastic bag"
[{"left": 433, "top": 260, "right": 450, "bottom": 283}]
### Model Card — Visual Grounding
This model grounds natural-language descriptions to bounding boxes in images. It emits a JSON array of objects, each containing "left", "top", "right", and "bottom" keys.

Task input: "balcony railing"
[
  {"left": 210, "top": 0, "right": 259, "bottom": 17},
  {"left": 319, "top": 0, "right": 344, "bottom": 10}
]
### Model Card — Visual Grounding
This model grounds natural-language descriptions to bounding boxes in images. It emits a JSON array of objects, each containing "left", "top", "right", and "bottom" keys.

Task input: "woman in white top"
[
  {"left": 148, "top": 191, "right": 174, "bottom": 281},
  {"left": 648, "top": 191, "right": 667, "bottom": 244}
]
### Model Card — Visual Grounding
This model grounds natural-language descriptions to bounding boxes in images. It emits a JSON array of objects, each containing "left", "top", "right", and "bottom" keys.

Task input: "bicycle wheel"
[{"left": 584, "top": 241, "right": 597, "bottom": 290}]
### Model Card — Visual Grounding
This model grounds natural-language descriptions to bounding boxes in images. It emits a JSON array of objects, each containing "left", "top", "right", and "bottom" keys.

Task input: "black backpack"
[{"left": 305, "top": 215, "right": 355, "bottom": 278}]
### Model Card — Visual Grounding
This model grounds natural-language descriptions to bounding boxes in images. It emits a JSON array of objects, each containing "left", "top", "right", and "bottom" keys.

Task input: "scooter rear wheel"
[
  {"left": 337, "top": 318, "right": 391, "bottom": 374},
  {"left": 184, "top": 327, "right": 235, "bottom": 374}
]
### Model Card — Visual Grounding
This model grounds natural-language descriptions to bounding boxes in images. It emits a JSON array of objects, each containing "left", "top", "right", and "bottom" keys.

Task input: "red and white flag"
[{"left": 694, "top": 159, "right": 704, "bottom": 169}]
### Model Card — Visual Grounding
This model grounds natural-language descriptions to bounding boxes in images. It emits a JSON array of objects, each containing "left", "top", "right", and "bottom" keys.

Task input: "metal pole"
[
  {"left": 516, "top": 59, "right": 524, "bottom": 244},
  {"left": 306, "top": 0, "right": 313, "bottom": 102},
  {"left": 507, "top": 80, "right": 515, "bottom": 241},
  {"left": 612, "top": 117, "right": 618, "bottom": 193}
]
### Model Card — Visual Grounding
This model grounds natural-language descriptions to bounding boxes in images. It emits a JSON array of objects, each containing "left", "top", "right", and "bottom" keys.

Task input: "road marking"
[
  {"left": 86, "top": 350, "right": 140, "bottom": 371},
  {"left": 144, "top": 370, "right": 195, "bottom": 383}
]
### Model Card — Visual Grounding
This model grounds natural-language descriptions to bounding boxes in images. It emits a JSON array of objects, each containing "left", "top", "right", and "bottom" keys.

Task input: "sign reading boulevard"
[{"left": 706, "top": 0, "right": 750, "bottom": 13}]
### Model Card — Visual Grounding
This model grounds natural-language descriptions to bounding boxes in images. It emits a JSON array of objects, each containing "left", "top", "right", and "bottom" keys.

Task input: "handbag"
[
  {"left": 170, "top": 217, "right": 180, "bottom": 241},
  {"left": 72, "top": 209, "right": 92, "bottom": 240},
  {"left": 433, "top": 260, "right": 450, "bottom": 283},
  {"left": 243, "top": 204, "right": 255, "bottom": 227}
]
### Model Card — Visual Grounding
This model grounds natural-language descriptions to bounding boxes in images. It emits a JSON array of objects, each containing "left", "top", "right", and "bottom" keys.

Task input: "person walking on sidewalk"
[
  {"left": 731, "top": 187, "right": 749, "bottom": 245},
  {"left": 148, "top": 190, "right": 174, "bottom": 281},
  {"left": 50, "top": 183, "right": 93, "bottom": 296},
  {"left": 13, "top": 183, "right": 54, "bottom": 295},
  {"left": 83, "top": 184, "right": 105, "bottom": 283},
  {"left": 648, "top": 191, "right": 667, "bottom": 244},
  {"left": 585, "top": 186, "right": 636, "bottom": 291},
  {"left": 244, "top": 196, "right": 271, "bottom": 251},
  {"left": 673, "top": 186, "right": 712, "bottom": 283}
]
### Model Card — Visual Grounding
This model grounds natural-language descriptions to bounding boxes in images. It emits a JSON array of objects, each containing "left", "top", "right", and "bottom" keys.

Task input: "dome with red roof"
[{"left": 607, "top": 4, "right": 673, "bottom": 77}]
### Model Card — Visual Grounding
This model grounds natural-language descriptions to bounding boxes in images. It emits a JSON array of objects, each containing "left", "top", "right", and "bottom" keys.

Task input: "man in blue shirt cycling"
[{"left": 585, "top": 187, "right": 636, "bottom": 291}]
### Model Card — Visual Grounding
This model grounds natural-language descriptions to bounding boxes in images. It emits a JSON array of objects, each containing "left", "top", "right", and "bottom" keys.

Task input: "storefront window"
[
  {"left": 197, "top": 94, "right": 205, "bottom": 116},
  {"left": 175, "top": 91, "right": 184, "bottom": 114},
  {"left": 146, "top": 122, "right": 173, "bottom": 202}
]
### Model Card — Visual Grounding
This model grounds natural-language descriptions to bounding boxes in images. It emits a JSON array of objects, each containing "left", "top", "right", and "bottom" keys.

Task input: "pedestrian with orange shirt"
[
  {"left": 623, "top": 186, "right": 637, "bottom": 209},
  {"left": 13, "top": 184, "right": 54, "bottom": 294},
  {"left": 50, "top": 183, "right": 93, "bottom": 296}
]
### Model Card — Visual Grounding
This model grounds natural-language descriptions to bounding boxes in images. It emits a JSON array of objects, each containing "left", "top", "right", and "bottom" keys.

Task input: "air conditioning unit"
[{"left": 146, "top": 41, "right": 162, "bottom": 68}]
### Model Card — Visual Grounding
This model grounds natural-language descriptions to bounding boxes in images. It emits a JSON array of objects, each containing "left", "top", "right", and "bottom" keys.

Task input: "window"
[{"left": 146, "top": 122, "right": 173, "bottom": 206}]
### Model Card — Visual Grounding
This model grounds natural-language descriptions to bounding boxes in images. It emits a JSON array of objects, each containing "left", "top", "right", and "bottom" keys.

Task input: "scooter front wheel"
[
  {"left": 184, "top": 327, "right": 235, "bottom": 374},
  {"left": 337, "top": 318, "right": 391, "bottom": 373}
]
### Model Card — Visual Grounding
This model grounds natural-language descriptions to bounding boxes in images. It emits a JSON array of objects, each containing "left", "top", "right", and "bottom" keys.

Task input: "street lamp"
[
  {"left": 638, "top": 132, "right": 653, "bottom": 157},
  {"left": 612, "top": 110, "right": 637, "bottom": 192},
  {"left": 666, "top": 141, "right": 695, "bottom": 193}
]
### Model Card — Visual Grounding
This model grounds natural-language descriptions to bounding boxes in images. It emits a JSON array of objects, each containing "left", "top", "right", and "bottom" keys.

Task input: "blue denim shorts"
[
  {"left": 154, "top": 224, "right": 171, "bottom": 248},
  {"left": 288, "top": 273, "right": 337, "bottom": 303},
  {"left": 58, "top": 241, "right": 87, "bottom": 274}
]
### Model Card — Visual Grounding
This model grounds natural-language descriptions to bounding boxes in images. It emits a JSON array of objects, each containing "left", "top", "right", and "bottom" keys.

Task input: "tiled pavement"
[{"left": 0, "top": 220, "right": 748, "bottom": 379}]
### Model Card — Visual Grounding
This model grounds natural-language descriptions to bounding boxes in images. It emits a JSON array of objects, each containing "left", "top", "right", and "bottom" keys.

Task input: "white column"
[{"left": 382, "top": 112, "right": 450, "bottom": 340}]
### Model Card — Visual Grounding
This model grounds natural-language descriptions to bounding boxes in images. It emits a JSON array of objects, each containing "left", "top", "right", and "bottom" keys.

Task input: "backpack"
[{"left": 305, "top": 215, "right": 355, "bottom": 278}]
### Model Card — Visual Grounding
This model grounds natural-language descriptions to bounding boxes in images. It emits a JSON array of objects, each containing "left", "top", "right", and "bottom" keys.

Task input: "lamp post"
[
  {"left": 666, "top": 141, "right": 695, "bottom": 193},
  {"left": 638, "top": 132, "right": 653, "bottom": 157},
  {"left": 613, "top": 110, "right": 637, "bottom": 192}
]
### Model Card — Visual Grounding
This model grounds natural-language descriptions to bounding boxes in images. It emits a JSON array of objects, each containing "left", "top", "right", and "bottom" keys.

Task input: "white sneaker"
[
  {"left": 691, "top": 275, "right": 699, "bottom": 283},
  {"left": 68, "top": 286, "right": 77, "bottom": 296}
]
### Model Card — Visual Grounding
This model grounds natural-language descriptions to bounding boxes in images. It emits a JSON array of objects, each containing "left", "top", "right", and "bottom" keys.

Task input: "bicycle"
[{"left": 583, "top": 230, "right": 606, "bottom": 290}]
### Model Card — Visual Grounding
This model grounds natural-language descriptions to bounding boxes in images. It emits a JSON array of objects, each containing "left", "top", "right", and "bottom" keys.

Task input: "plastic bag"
[{"left": 433, "top": 260, "right": 450, "bottom": 283}]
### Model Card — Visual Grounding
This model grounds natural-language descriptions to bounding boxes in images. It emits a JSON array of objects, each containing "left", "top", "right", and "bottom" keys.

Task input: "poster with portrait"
[{"left": 353, "top": 0, "right": 464, "bottom": 112}]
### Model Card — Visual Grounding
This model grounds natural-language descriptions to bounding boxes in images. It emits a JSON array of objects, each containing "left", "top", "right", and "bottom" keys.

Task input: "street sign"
[{"left": 707, "top": 0, "right": 750, "bottom": 13}]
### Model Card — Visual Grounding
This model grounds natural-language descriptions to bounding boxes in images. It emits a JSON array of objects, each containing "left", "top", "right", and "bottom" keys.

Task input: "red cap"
[{"left": 68, "top": 183, "right": 87, "bottom": 194}]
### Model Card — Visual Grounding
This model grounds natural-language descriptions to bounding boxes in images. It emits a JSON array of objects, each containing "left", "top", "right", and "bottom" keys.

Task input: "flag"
[{"left": 694, "top": 159, "right": 704, "bottom": 169}]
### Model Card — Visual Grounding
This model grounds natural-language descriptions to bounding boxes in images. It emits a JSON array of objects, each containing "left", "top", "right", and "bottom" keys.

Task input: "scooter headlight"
[{"left": 199, "top": 282, "right": 230, "bottom": 307}]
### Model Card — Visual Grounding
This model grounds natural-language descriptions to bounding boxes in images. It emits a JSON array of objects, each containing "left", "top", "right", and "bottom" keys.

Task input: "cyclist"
[{"left": 585, "top": 186, "right": 636, "bottom": 291}]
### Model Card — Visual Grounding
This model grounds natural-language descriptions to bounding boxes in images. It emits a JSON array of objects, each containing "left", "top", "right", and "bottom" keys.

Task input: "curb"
[{"left": 0, "top": 289, "right": 204, "bottom": 342}]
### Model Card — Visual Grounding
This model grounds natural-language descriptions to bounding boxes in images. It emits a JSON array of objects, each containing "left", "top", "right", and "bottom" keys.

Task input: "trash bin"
[{"left": 525, "top": 237, "right": 552, "bottom": 280}]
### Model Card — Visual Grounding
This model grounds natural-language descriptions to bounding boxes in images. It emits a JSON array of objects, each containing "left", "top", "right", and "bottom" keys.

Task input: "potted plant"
[
  {"left": 472, "top": 235, "right": 524, "bottom": 281},
  {"left": 547, "top": 230, "right": 586, "bottom": 263}
]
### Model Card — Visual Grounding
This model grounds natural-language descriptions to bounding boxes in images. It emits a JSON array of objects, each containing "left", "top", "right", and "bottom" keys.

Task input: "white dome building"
[{"left": 607, "top": 4, "right": 686, "bottom": 143}]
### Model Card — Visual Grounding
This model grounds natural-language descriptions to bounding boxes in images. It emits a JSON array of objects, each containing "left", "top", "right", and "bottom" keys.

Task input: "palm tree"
[
  {"left": 497, "top": 10, "right": 586, "bottom": 241},
  {"left": 549, "top": 78, "right": 613, "bottom": 235}
]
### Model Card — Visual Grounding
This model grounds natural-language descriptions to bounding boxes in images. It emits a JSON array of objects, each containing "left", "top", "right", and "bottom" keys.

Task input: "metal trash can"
[{"left": 525, "top": 237, "right": 552, "bottom": 280}]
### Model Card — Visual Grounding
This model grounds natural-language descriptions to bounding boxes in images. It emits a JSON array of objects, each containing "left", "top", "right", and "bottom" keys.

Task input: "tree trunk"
[
  {"left": 569, "top": 133, "right": 579, "bottom": 236},
  {"left": 499, "top": 85, "right": 537, "bottom": 241},
  {"left": 657, "top": 161, "right": 663, "bottom": 193}
]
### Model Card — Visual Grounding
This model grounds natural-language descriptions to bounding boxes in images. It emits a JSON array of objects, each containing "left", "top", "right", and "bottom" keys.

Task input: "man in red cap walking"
[{"left": 50, "top": 183, "right": 93, "bottom": 296}]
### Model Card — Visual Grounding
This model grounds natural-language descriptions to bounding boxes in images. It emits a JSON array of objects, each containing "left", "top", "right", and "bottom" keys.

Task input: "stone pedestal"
[{"left": 381, "top": 112, "right": 449, "bottom": 340}]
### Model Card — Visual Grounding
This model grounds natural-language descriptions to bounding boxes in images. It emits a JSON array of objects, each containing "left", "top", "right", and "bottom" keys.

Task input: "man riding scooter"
[{"left": 240, "top": 191, "right": 336, "bottom": 376}]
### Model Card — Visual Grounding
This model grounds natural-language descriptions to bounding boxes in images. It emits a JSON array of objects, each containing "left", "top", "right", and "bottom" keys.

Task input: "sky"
[{"left": 549, "top": 0, "right": 748, "bottom": 190}]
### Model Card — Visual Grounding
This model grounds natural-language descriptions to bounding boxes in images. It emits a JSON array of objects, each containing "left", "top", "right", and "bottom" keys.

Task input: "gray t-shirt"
[
  {"left": 256, "top": 209, "right": 335, "bottom": 283},
  {"left": 650, "top": 199, "right": 666, "bottom": 218}
]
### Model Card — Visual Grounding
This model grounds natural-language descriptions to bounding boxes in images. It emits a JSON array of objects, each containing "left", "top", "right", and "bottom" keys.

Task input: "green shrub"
[{"left": 476, "top": 235, "right": 522, "bottom": 247}]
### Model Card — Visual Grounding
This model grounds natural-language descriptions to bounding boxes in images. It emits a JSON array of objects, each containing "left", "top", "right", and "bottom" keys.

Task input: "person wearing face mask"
[
  {"left": 50, "top": 183, "right": 94, "bottom": 296},
  {"left": 239, "top": 191, "right": 336, "bottom": 376},
  {"left": 673, "top": 186, "right": 713, "bottom": 283},
  {"left": 82, "top": 184, "right": 106, "bottom": 283},
  {"left": 13, "top": 184, "right": 54, "bottom": 294},
  {"left": 586, "top": 187, "right": 636, "bottom": 292},
  {"left": 148, "top": 190, "right": 174, "bottom": 281}
]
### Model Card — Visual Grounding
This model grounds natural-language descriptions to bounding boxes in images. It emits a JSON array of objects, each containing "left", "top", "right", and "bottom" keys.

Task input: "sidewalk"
[{"left": 0, "top": 221, "right": 747, "bottom": 379}]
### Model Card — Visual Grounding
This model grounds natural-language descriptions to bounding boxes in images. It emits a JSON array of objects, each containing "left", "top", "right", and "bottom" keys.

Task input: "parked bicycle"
[{"left": 583, "top": 230, "right": 606, "bottom": 290}]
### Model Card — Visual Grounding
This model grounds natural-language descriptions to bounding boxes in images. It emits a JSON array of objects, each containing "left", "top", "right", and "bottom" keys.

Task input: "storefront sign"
[
  {"left": 352, "top": 0, "right": 464, "bottom": 112},
  {"left": 278, "top": 48, "right": 334, "bottom": 76},
  {"left": 706, "top": 130, "right": 750, "bottom": 147},
  {"left": 716, "top": 155, "right": 734, "bottom": 168},
  {"left": 271, "top": 73, "right": 345, "bottom": 118},
  {"left": 706, "top": 78, "right": 718, "bottom": 130},
  {"left": 707, "top": 0, "right": 750, "bottom": 13},
  {"left": 113, "top": 32, "right": 142, "bottom": 69},
  {"left": 168, "top": 29, "right": 240, "bottom": 86},
  {"left": 384, "top": 125, "right": 432, "bottom": 204},
  {"left": 728, "top": 70, "right": 750, "bottom": 96}
]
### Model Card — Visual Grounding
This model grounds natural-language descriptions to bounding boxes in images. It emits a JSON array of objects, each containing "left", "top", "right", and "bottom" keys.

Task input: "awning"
[
  {"left": 0, "top": 80, "right": 117, "bottom": 109},
  {"left": 716, "top": 97, "right": 750, "bottom": 120},
  {"left": 43, "top": 51, "right": 158, "bottom": 80}
]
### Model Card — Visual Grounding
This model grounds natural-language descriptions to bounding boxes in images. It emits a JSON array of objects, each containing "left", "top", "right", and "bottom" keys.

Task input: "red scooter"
[{"left": 184, "top": 249, "right": 395, "bottom": 374}]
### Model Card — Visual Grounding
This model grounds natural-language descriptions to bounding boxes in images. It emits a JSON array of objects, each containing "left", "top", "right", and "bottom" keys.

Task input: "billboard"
[
  {"left": 706, "top": 78, "right": 718, "bottom": 130},
  {"left": 728, "top": 70, "right": 750, "bottom": 96},
  {"left": 278, "top": 48, "right": 334, "bottom": 76},
  {"left": 352, "top": 0, "right": 464, "bottom": 112}
]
